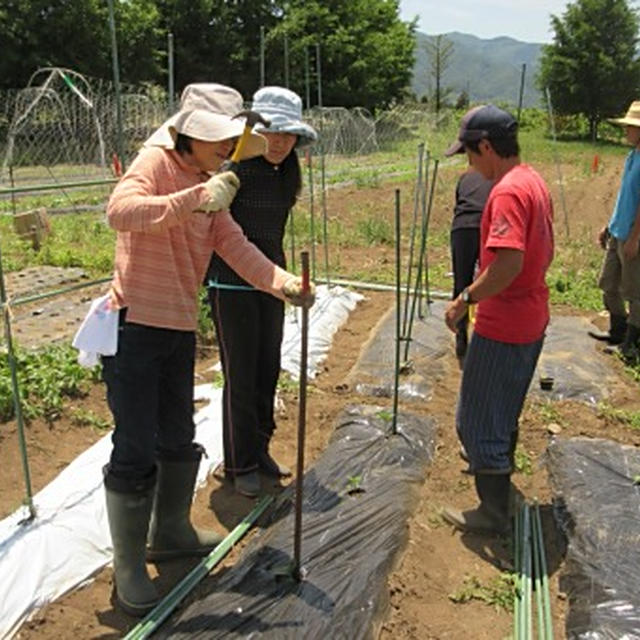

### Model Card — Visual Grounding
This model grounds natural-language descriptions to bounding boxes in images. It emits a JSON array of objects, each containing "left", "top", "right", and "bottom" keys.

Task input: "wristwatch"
[{"left": 460, "top": 287, "right": 474, "bottom": 304}]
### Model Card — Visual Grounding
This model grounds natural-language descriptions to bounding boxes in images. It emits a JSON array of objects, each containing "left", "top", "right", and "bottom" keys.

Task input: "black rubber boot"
[
  {"left": 147, "top": 449, "right": 224, "bottom": 562},
  {"left": 605, "top": 323, "right": 640, "bottom": 363},
  {"left": 588, "top": 314, "right": 627, "bottom": 345},
  {"left": 258, "top": 450, "right": 292, "bottom": 478},
  {"left": 105, "top": 486, "right": 159, "bottom": 616},
  {"left": 442, "top": 473, "right": 511, "bottom": 534}
]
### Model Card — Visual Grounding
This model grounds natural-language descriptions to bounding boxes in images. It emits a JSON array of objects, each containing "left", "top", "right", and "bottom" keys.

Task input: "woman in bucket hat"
[
  {"left": 206, "top": 86, "right": 317, "bottom": 497},
  {"left": 588, "top": 100, "right": 640, "bottom": 362},
  {"left": 102, "top": 84, "right": 314, "bottom": 617}
]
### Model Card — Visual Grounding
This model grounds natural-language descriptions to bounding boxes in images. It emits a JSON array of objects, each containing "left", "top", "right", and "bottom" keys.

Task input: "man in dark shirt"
[{"left": 450, "top": 168, "right": 493, "bottom": 364}]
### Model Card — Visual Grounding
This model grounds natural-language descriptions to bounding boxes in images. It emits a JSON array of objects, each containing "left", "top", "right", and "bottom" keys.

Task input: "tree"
[
  {"left": 424, "top": 34, "right": 454, "bottom": 114},
  {"left": 155, "top": 0, "right": 283, "bottom": 97},
  {"left": 0, "top": 0, "right": 161, "bottom": 89},
  {"left": 538, "top": 0, "right": 640, "bottom": 139},
  {"left": 274, "top": 0, "right": 416, "bottom": 109}
]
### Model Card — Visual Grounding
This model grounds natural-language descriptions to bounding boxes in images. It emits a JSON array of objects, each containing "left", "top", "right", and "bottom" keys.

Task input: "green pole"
[
  {"left": 517, "top": 63, "right": 526, "bottom": 124},
  {"left": 124, "top": 495, "right": 273, "bottom": 640},
  {"left": 392, "top": 189, "right": 401, "bottom": 435},
  {"left": 0, "top": 177, "right": 118, "bottom": 196},
  {"left": 532, "top": 501, "right": 545, "bottom": 639},
  {"left": 168, "top": 33, "right": 175, "bottom": 115},
  {"left": 534, "top": 503, "right": 554, "bottom": 638},
  {"left": 0, "top": 244, "right": 36, "bottom": 521},
  {"left": 107, "top": 0, "right": 126, "bottom": 173},
  {"left": 401, "top": 143, "right": 425, "bottom": 339},
  {"left": 260, "top": 26, "right": 266, "bottom": 87}
]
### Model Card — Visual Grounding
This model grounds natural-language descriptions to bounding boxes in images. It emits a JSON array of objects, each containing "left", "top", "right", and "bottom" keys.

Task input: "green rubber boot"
[
  {"left": 147, "top": 450, "right": 223, "bottom": 561},
  {"left": 105, "top": 487, "right": 159, "bottom": 616}
]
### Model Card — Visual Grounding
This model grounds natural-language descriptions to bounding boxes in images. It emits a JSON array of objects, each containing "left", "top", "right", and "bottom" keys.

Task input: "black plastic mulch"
[{"left": 159, "top": 405, "right": 436, "bottom": 639}]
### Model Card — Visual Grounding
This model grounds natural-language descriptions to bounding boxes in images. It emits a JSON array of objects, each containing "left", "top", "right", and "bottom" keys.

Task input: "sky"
[{"left": 399, "top": 0, "right": 639, "bottom": 43}]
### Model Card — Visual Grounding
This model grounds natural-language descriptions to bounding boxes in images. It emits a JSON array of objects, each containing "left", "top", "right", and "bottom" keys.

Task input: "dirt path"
[{"left": 6, "top": 284, "right": 640, "bottom": 639}]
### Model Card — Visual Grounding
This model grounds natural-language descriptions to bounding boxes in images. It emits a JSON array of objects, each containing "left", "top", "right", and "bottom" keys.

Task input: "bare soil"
[{"left": 4, "top": 155, "right": 640, "bottom": 639}]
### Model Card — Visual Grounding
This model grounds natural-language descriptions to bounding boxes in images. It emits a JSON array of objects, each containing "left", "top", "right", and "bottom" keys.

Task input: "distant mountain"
[{"left": 412, "top": 32, "right": 543, "bottom": 108}]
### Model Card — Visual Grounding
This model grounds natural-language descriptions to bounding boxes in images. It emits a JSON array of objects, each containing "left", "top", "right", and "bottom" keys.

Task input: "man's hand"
[
  {"left": 623, "top": 235, "right": 640, "bottom": 261},
  {"left": 598, "top": 225, "right": 610, "bottom": 250},
  {"left": 282, "top": 277, "right": 316, "bottom": 308},
  {"left": 445, "top": 296, "right": 468, "bottom": 332},
  {"left": 199, "top": 171, "right": 240, "bottom": 213}
]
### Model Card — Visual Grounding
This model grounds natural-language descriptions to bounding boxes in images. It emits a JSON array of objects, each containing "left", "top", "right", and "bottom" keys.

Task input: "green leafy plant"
[
  {"left": 70, "top": 408, "right": 111, "bottom": 431},
  {"left": 535, "top": 400, "right": 564, "bottom": 425},
  {"left": 449, "top": 573, "right": 516, "bottom": 612},
  {"left": 345, "top": 474, "right": 364, "bottom": 494},
  {"left": 0, "top": 344, "right": 99, "bottom": 422},
  {"left": 514, "top": 447, "right": 533, "bottom": 476}
]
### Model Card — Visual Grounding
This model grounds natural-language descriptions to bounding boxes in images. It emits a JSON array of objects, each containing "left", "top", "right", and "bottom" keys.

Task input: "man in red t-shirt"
[{"left": 442, "top": 104, "right": 554, "bottom": 534}]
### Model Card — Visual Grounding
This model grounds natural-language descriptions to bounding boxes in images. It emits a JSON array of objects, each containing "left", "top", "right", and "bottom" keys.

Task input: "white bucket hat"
[
  {"left": 251, "top": 86, "right": 317, "bottom": 148},
  {"left": 143, "top": 83, "right": 266, "bottom": 159},
  {"left": 608, "top": 100, "right": 640, "bottom": 127}
]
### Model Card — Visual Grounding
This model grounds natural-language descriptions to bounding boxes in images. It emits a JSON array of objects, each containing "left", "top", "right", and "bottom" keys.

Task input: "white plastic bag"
[{"left": 72, "top": 293, "right": 118, "bottom": 367}]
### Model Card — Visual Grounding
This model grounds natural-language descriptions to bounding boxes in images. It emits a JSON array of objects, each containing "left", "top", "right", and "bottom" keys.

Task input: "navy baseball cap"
[{"left": 445, "top": 104, "right": 518, "bottom": 156}]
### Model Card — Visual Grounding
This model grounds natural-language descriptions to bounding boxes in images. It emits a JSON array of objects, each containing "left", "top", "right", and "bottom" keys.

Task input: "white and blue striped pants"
[{"left": 456, "top": 333, "right": 544, "bottom": 473}]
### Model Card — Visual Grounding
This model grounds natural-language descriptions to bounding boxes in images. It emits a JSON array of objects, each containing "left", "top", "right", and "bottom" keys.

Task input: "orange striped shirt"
[{"left": 107, "top": 147, "right": 290, "bottom": 331}]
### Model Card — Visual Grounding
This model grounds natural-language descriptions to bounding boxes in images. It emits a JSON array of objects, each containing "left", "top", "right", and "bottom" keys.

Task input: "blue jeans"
[{"left": 102, "top": 313, "right": 197, "bottom": 492}]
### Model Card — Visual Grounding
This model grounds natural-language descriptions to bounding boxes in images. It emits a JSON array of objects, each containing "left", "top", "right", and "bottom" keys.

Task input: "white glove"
[
  {"left": 282, "top": 277, "right": 316, "bottom": 308},
  {"left": 200, "top": 171, "right": 240, "bottom": 213}
]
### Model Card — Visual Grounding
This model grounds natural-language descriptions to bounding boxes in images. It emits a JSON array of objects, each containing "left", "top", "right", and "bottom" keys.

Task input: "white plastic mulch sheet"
[{"left": 0, "top": 285, "right": 362, "bottom": 640}]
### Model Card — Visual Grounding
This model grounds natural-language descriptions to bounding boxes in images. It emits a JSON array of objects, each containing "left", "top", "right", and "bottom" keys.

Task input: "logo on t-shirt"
[{"left": 491, "top": 213, "right": 511, "bottom": 237}]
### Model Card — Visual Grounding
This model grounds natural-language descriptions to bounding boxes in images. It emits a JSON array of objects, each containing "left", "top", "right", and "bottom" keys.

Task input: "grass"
[
  {"left": 0, "top": 212, "right": 114, "bottom": 276},
  {"left": 596, "top": 402, "right": 640, "bottom": 430},
  {"left": 449, "top": 573, "right": 516, "bottom": 612}
]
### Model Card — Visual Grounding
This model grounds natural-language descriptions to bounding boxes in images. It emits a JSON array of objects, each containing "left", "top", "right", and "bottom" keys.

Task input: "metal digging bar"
[
  {"left": 124, "top": 495, "right": 274, "bottom": 640},
  {"left": 293, "top": 251, "right": 311, "bottom": 580},
  {"left": 0, "top": 244, "right": 36, "bottom": 522}
]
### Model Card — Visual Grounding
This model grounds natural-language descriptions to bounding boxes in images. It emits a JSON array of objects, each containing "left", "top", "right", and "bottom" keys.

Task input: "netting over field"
[
  {"left": 0, "top": 69, "right": 167, "bottom": 188},
  {"left": 308, "top": 104, "right": 444, "bottom": 156}
]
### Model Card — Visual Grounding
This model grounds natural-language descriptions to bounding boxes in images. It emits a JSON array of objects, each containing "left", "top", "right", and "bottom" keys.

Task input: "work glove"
[
  {"left": 200, "top": 171, "right": 240, "bottom": 213},
  {"left": 282, "top": 277, "right": 316, "bottom": 308}
]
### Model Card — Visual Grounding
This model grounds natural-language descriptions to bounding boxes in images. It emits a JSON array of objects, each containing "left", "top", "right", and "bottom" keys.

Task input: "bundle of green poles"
[{"left": 514, "top": 500, "right": 554, "bottom": 639}]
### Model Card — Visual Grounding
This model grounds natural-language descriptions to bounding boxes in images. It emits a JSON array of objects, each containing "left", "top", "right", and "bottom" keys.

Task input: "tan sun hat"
[
  {"left": 143, "top": 83, "right": 266, "bottom": 159},
  {"left": 608, "top": 101, "right": 640, "bottom": 127}
]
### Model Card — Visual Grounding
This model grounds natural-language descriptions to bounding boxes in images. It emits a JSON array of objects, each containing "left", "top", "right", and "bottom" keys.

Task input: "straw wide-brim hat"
[
  {"left": 252, "top": 86, "right": 317, "bottom": 148},
  {"left": 608, "top": 101, "right": 640, "bottom": 127},
  {"left": 144, "top": 83, "right": 266, "bottom": 159}
]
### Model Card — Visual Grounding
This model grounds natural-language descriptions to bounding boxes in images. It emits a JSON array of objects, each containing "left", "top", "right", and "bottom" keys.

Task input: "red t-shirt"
[{"left": 474, "top": 164, "right": 554, "bottom": 344}]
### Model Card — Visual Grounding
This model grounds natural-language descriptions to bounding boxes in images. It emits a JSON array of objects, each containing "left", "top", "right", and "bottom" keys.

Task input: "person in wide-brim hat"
[
  {"left": 252, "top": 85, "right": 318, "bottom": 148},
  {"left": 588, "top": 99, "right": 640, "bottom": 361},
  {"left": 101, "top": 83, "right": 314, "bottom": 617},
  {"left": 608, "top": 100, "right": 640, "bottom": 127},
  {"left": 205, "top": 86, "right": 318, "bottom": 497},
  {"left": 143, "top": 83, "right": 264, "bottom": 160}
]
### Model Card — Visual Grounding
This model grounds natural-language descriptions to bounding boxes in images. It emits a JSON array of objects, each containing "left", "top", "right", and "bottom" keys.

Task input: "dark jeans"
[
  {"left": 102, "top": 312, "right": 197, "bottom": 492},
  {"left": 208, "top": 287, "right": 284, "bottom": 476}
]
